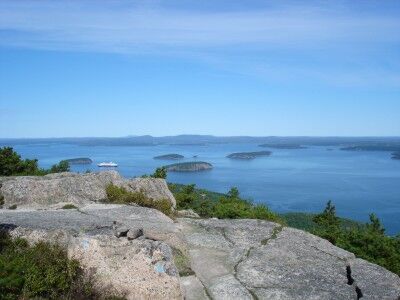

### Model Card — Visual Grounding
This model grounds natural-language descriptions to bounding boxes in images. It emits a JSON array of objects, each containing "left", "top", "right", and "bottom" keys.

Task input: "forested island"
[
  {"left": 392, "top": 151, "right": 400, "bottom": 160},
  {"left": 227, "top": 150, "right": 272, "bottom": 159},
  {"left": 164, "top": 161, "right": 212, "bottom": 172},
  {"left": 259, "top": 143, "right": 307, "bottom": 149},
  {"left": 154, "top": 154, "right": 184, "bottom": 160},
  {"left": 64, "top": 157, "right": 92, "bottom": 165},
  {"left": 341, "top": 144, "right": 400, "bottom": 152}
]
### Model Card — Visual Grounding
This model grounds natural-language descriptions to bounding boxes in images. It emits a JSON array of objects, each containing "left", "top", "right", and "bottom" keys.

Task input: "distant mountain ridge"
[{"left": 1, "top": 135, "right": 400, "bottom": 147}]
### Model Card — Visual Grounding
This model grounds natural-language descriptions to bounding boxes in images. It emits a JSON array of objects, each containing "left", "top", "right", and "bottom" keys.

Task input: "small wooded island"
[
  {"left": 259, "top": 143, "right": 307, "bottom": 149},
  {"left": 64, "top": 157, "right": 92, "bottom": 165},
  {"left": 227, "top": 151, "right": 272, "bottom": 159},
  {"left": 392, "top": 151, "right": 400, "bottom": 160},
  {"left": 153, "top": 154, "right": 184, "bottom": 160},
  {"left": 340, "top": 144, "right": 400, "bottom": 152},
  {"left": 164, "top": 161, "right": 212, "bottom": 172}
]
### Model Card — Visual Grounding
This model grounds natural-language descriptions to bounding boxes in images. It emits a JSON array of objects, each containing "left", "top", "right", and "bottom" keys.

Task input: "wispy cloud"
[
  {"left": 1, "top": 0, "right": 399, "bottom": 51},
  {"left": 0, "top": 0, "right": 399, "bottom": 86}
]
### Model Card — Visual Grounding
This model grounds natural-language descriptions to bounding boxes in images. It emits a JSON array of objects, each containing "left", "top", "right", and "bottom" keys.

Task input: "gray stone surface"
[
  {"left": 0, "top": 171, "right": 176, "bottom": 208},
  {"left": 180, "top": 275, "right": 209, "bottom": 300},
  {"left": 176, "top": 209, "right": 200, "bottom": 218},
  {"left": 237, "top": 227, "right": 356, "bottom": 299},
  {"left": 114, "top": 225, "right": 129, "bottom": 237},
  {"left": 0, "top": 203, "right": 177, "bottom": 236},
  {"left": 1, "top": 204, "right": 399, "bottom": 299},
  {"left": 179, "top": 218, "right": 400, "bottom": 300},
  {"left": 350, "top": 258, "right": 400, "bottom": 299},
  {"left": 127, "top": 227, "right": 143, "bottom": 240}
]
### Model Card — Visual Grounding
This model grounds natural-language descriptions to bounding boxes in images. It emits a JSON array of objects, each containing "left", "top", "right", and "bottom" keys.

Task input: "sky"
[{"left": 0, "top": 0, "right": 399, "bottom": 138}]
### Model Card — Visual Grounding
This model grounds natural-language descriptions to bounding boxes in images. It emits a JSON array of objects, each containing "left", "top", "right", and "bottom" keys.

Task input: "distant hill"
[
  {"left": 259, "top": 143, "right": 307, "bottom": 149},
  {"left": 341, "top": 144, "right": 400, "bottom": 152},
  {"left": 227, "top": 151, "right": 272, "bottom": 159},
  {"left": 2, "top": 135, "right": 400, "bottom": 148}
]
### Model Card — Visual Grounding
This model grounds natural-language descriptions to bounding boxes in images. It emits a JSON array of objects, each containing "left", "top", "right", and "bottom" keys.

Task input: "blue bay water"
[{"left": 4, "top": 142, "right": 400, "bottom": 235}]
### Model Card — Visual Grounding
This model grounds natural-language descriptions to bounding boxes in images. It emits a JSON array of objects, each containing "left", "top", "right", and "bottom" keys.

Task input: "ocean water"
[{"left": 3, "top": 142, "right": 400, "bottom": 235}]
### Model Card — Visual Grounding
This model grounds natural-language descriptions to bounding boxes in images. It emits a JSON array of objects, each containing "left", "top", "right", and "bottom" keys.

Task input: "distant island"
[
  {"left": 164, "top": 161, "right": 212, "bottom": 172},
  {"left": 392, "top": 152, "right": 400, "bottom": 160},
  {"left": 340, "top": 144, "right": 400, "bottom": 152},
  {"left": 227, "top": 151, "right": 272, "bottom": 160},
  {"left": 153, "top": 154, "right": 184, "bottom": 160},
  {"left": 64, "top": 157, "right": 92, "bottom": 165},
  {"left": 259, "top": 143, "right": 307, "bottom": 149}
]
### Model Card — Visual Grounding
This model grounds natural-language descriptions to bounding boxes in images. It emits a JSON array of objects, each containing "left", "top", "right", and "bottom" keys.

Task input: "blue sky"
[{"left": 0, "top": 0, "right": 399, "bottom": 137}]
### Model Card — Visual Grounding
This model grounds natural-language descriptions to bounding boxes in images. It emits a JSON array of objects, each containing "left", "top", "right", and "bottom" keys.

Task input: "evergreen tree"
[
  {"left": 151, "top": 167, "right": 167, "bottom": 179},
  {"left": 312, "top": 200, "right": 341, "bottom": 244}
]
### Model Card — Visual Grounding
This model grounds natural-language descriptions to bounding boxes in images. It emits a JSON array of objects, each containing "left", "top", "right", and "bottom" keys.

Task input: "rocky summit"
[
  {"left": 0, "top": 172, "right": 399, "bottom": 300},
  {"left": 0, "top": 170, "right": 176, "bottom": 209}
]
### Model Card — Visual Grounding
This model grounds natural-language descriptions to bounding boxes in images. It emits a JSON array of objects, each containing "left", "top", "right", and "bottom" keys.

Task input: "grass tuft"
[
  {"left": 105, "top": 184, "right": 173, "bottom": 217},
  {"left": 61, "top": 204, "right": 78, "bottom": 209}
]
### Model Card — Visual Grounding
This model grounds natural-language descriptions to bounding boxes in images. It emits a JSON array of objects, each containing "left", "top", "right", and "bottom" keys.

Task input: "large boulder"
[
  {"left": 179, "top": 218, "right": 400, "bottom": 300},
  {"left": 0, "top": 171, "right": 176, "bottom": 209},
  {"left": 125, "top": 177, "right": 176, "bottom": 207}
]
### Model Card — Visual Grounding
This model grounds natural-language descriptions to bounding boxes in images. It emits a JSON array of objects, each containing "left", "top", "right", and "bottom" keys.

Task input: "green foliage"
[
  {"left": 0, "top": 147, "right": 40, "bottom": 176},
  {"left": 312, "top": 200, "right": 341, "bottom": 244},
  {"left": 151, "top": 167, "right": 167, "bottom": 179},
  {"left": 175, "top": 184, "right": 196, "bottom": 210},
  {"left": 0, "top": 147, "right": 70, "bottom": 176},
  {"left": 105, "top": 184, "right": 172, "bottom": 216},
  {"left": 0, "top": 194, "right": 4, "bottom": 208},
  {"left": 49, "top": 160, "right": 70, "bottom": 173},
  {"left": 0, "top": 231, "right": 103, "bottom": 300},
  {"left": 61, "top": 204, "right": 78, "bottom": 209},
  {"left": 280, "top": 212, "right": 362, "bottom": 232},
  {"left": 227, "top": 187, "right": 240, "bottom": 199},
  {"left": 7, "top": 205, "right": 17, "bottom": 210},
  {"left": 170, "top": 183, "right": 283, "bottom": 223},
  {"left": 312, "top": 201, "right": 400, "bottom": 275},
  {"left": 172, "top": 248, "right": 194, "bottom": 277},
  {"left": 213, "top": 196, "right": 281, "bottom": 223}
]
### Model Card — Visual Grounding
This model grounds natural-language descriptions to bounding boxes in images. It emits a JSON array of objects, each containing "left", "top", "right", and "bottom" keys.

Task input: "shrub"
[
  {"left": 213, "top": 197, "right": 282, "bottom": 223},
  {"left": 0, "top": 232, "right": 86, "bottom": 299},
  {"left": 175, "top": 184, "right": 196, "bottom": 210},
  {"left": 171, "top": 183, "right": 283, "bottom": 223},
  {"left": 151, "top": 167, "right": 167, "bottom": 179},
  {"left": 313, "top": 201, "right": 400, "bottom": 275},
  {"left": 172, "top": 248, "right": 194, "bottom": 277},
  {"left": 0, "top": 231, "right": 127, "bottom": 300},
  {"left": 8, "top": 204, "right": 17, "bottom": 210},
  {"left": 105, "top": 184, "right": 173, "bottom": 216},
  {"left": 49, "top": 160, "right": 70, "bottom": 173}
]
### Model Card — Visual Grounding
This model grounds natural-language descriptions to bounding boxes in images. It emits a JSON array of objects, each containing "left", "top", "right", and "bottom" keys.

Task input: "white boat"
[{"left": 97, "top": 162, "right": 118, "bottom": 167}]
